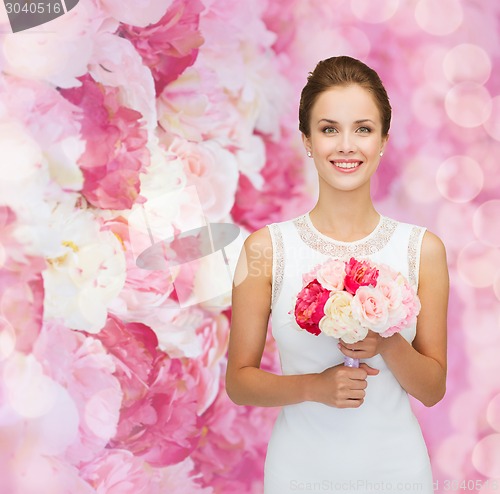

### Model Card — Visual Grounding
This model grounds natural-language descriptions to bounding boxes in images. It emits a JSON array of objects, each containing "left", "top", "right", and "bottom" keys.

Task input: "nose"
[{"left": 337, "top": 132, "right": 357, "bottom": 153}]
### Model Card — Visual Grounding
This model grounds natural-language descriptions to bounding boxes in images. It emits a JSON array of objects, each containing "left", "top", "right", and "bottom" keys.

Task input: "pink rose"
[
  {"left": 294, "top": 280, "right": 330, "bottom": 335},
  {"left": 377, "top": 277, "right": 405, "bottom": 326},
  {"left": 351, "top": 286, "right": 389, "bottom": 333},
  {"left": 380, "top": 282, "right": 421, "bottom": 337},
  {"left": 316, "top": 259, "right": 346, "bottom": 291}
]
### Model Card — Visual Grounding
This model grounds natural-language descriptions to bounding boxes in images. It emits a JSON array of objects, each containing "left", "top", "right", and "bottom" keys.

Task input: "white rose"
[{"left": 319, "top": 291, "right": 367, "bottom": 343}]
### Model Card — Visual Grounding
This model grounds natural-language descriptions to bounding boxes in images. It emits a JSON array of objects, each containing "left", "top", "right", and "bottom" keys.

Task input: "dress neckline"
[
  {"left": 304, "top": 211, "right": 384, "bottom": 245},
  {"left": 292, "top": 212, "right": 398, "bottom": 259}
]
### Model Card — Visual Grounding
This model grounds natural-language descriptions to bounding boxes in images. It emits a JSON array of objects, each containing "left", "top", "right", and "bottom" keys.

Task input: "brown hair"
[{"left": 299, "top": 56, "right": 391, "bottom": 137}]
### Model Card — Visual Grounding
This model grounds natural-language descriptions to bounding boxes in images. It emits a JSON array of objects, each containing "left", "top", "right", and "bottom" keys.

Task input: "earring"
[
  {"left": 379, "top": 151, "right": 384, "bottom": 157},
  {"left": 307, "top": 151, "right": 312, "bottom": 157}
]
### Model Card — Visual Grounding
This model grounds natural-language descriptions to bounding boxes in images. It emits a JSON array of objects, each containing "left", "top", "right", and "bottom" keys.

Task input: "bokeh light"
[
  {"left": 436, "top": 202, "right": 475, "bottom": 261},
  {"left": 472, "top": 433, "right": 500, "bottom": 477},
  {"left": 350, "top": 0, "right": 399, "bottom": 23},
  {"left": 445, "top": 83, "right": 492, "bottom": 128},
  {"left": 483, "top": 95, "right": 500, "bottom": 141},
  {"left": 434, "top": 433, "right": 476, "bottom": 477},
  {"left": 411, "top": 85, "right": 446, "bottom": 128},
  {"left": 457, "top": 241, "right": 500, "bottom": 288},
  {"left": 436, "top": 156, "right": 483, "bottom": 203},
  {"left": 443, "top": 43, "right": 492, "bottom": 85},
  {"left": 400, "top": 156, "right": 442, "bottom": 203},
  {"left": 414, "top": 0, "right": 463, "bottom": 36},
  {"left": 468, "top": 140, "right": 500, "bottom": 191},
  {"left": 473, "top": 200, "right": 500, "bottom": 247},
  {"left": 449, "top": 390, "right": 483, "bottom": 433},
  {"left": 486, "top": 393, "right": 500, "bottom": 432}
]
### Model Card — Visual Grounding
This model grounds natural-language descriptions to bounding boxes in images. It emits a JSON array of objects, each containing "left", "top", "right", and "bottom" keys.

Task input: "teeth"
[{"left": 333, "top": 161, "right": 361, "bottom": 169}]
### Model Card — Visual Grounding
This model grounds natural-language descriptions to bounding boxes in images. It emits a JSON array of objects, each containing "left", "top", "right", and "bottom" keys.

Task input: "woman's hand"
[
  {"left": 337, "top": 330, "right": 389, "bottom": 360},
  {"left": 308, "top": 363, "right": 379, "bottom": 408}
]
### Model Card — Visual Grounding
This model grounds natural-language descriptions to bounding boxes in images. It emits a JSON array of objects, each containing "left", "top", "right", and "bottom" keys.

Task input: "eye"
[
  {"left": 321, "top": 126, "right": 338, "bottom": 134},
  {"left": 357, "top": 126, "right": 372, "bottom": 134}
]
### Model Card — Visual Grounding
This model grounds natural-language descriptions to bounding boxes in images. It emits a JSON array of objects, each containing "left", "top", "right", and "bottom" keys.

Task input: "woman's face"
[{"left": 303, "top": 84, "right": 388, "bottom": 193}]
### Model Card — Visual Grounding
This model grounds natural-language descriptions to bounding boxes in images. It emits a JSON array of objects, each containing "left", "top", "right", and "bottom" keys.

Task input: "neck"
[{"left": 309, "top": 180, "right": 379, "bottom": 237}]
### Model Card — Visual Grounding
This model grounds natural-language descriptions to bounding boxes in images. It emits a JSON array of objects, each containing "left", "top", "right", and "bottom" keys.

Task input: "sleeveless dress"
[{"left": 264, "top": 211, "right": 434, "bottom": 494}]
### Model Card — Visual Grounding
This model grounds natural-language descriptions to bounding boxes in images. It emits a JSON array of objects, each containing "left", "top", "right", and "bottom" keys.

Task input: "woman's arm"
[
  {"left": 226, "top": 227, "right": 374, "bottom": 408},
  {"left": 339, "top": 230, "right": 449, "bottom": 407}
]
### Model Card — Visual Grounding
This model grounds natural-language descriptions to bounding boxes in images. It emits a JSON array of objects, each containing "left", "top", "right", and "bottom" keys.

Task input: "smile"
[{"left": 331, "top": 160, "right": 363, "bottom": 170}]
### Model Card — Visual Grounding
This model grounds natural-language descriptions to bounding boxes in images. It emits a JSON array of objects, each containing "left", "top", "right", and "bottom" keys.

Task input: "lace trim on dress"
[
  {"left": 408, "top": 225, "right": 425, "bottom": 288},
  {"left": 268, "top": 223, "right": 285, "bottom": 307},
  {"left": 292, "top": 214, "right": 398, "bottom": 259}
]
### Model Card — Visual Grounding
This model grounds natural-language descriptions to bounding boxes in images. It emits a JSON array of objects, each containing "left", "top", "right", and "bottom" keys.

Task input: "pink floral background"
[{"left": 1, "top": 0, "right": 500, "bottom": 492}]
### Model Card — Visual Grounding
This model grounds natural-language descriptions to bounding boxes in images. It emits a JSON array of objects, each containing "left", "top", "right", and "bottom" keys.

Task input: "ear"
[
  {"left": 380, "top": 134, "right": 389, "bottom": 155},
  {"left": 302, "top": 133, "right": 311, "bottom": 154}
]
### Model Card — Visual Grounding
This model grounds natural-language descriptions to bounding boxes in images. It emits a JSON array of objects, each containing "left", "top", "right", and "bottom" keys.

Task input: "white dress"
[{"left": 264, "top": 211, "right": 434, "bottom": 494}]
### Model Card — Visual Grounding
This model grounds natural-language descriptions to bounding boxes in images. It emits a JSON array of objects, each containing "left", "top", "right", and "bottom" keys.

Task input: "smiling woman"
[
  {"left": 226, "top": 56, "right": 449, "bottom": 494},
  {"left": 304, "top": 84, "right": 387, "bottom": 188}
]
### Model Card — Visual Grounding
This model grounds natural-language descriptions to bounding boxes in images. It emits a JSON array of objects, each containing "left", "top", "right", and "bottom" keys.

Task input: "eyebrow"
[{"left": 317, "top": 119, "right": 376, "bottom": 125}]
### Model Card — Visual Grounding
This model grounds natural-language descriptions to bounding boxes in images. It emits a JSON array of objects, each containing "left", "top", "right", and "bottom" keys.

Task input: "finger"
[
  {"left": 342, "top": 397, "right": 364, "bottom": 408},
  {"left": 359, "top": 363, "right": 380, "bottom": 375},
  {"left": 349, "top": 389, "right": 366, "bottom": 400},
  {"left": 338, "top": 344, "right": 363, "bottom": 356},
  {"left": 349, "top": 379, "right": 368, "bottom": 390},
  {"left": 338, "top": 341, "right": 362, "bottom": 351}
]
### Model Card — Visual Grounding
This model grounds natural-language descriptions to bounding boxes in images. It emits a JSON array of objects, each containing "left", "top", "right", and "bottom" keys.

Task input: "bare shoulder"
[
  {"left": 420, "top": 230, "right": 447, "bottom": 264},
  {"left": 243, "top": 226, "right": 273, "bottom": 268},
  {"left": 233, "top": 226, "right": 273, "bottom": 286},
  {"left": 419, "top": 229, "right": 449, "bottom": 282},
  {"left": 245, "top": 225, "right": 273, "bottom": 251}
]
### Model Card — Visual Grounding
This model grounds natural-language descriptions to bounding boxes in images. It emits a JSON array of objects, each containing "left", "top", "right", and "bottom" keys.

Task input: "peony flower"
[
  {"left": 89, "top": 33, "right": 157, "bottom": 134},
  {"left": 42, "top": 205, "right": 126, "bottom": 333},
  {"left": 191, "top": 376, "right": 278, "bottom": 493},
  {"left": 80, "top": 449, "right": 154, "bottom": 494},
  {"left": 344, "top": 257, "right": 379, "bottom": 295},
  {"left": 33, "top": 322, "right": 123, "bottom": 465},
  {"left": 119, "top": 0, "right": 205, "bottom": 95},
  {"left": 0, "top": 207, "right": 46, "bottom": 356},
  {"left": 153, "top": 457, "right": 213, "bottom": 494},
  {"left": 231, "top": 129, "right": 310, "bottom": 231},
  {"left": 157, "top": 66, "right": 244, "bottom": 143},
  {"left": 294, "top": 280, "right": 330, "bottom": 335},
  {"left": 168, "top": 137, "right": 239, "bottom": 222},
  {"left": 60, "top": 74, "right": 150, "bottom": 210},
  {"left": 320, "top": 291, "right": 368, "bottom": 343},
  {"left": 2, "top": 0, "right": 118, "bottom": 88},
  {"left": 0, "top": 77, "right": 85, "bottom": 194},
  {"left": 99, "top": 0, "right": 172, "bottom": 28},
  {"left": 94, "top": 315, "right": 226, "bottom": 469},
  {"left": 351, "top": 286, "right": 390, "bottom": 333}
]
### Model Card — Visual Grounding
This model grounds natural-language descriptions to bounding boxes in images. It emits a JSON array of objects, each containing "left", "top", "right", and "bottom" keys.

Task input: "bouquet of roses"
[{"left": 293, "top": 257, "right": 421, "bottom": 367}]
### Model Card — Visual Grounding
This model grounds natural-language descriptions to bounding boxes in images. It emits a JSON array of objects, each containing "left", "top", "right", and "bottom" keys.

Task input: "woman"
[{"left": 226, "top": 56, "right": 448, "bottom": 494}]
